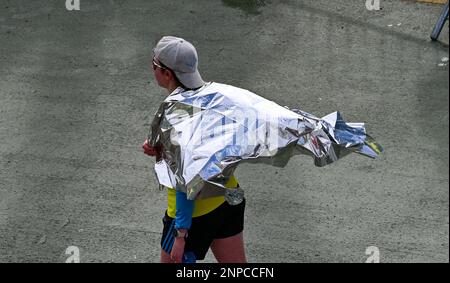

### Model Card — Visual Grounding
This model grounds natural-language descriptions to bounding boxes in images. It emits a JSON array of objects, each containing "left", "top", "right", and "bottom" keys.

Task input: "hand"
[
  {"left": 170, "top": 237, "right": 185, "bottom": 263},
  {"left": 142, "top": 139, "right": 159, "bottom": 157}
]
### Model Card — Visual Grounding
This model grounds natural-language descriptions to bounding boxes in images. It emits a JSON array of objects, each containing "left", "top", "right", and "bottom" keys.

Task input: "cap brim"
[{"left": 174, "top": 69, "right": 204, "bottom": 89}]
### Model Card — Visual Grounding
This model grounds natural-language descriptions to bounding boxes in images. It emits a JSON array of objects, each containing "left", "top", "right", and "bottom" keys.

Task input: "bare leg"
[
  {"left": 160, "top": 249, "right": 172, "bottom": 263},
  {"left": 210, "top": 232, "right": 247, "bottom": 263}
]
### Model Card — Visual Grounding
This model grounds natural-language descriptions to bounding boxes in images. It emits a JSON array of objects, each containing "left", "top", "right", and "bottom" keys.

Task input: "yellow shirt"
[{"left": 166, "top": 175, "right": 239, "bottom": 218}]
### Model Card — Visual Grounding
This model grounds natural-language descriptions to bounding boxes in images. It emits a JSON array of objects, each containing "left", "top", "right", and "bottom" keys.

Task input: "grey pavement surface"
[{"left": 0, "top": 0, "right": 448, "bottom": 263}]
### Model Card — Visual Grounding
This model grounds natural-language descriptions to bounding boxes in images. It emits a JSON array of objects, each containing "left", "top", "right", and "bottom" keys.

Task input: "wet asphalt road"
[{"left": 0, "top": 0, "right": 448, "bottom": 262}]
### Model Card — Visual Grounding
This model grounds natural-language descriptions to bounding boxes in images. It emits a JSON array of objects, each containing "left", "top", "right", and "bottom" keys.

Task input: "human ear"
[{"left": 164, "top": 69, "right": 175, "bottom": 81}]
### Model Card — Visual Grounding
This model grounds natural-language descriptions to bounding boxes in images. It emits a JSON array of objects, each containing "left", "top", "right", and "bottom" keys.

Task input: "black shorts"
[{"left": 160, "top": 198, "right": 246, "bottom": 261}]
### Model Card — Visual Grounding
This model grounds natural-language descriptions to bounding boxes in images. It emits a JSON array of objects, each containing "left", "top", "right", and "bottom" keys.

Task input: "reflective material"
[
  {"left": 149, "top": 82, "right": 383, "bottom": 200},
  {"left": 224, "top": 187, "right": 245, "bottom": 206}
]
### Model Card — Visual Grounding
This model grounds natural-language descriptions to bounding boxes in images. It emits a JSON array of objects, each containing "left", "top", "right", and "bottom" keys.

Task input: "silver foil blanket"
[{"left": 148, "top": 82, "right": 383, "bottom": 200}]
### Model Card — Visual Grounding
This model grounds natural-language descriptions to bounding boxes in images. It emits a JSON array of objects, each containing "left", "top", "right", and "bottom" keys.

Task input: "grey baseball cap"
[{"left": 153, "top": 36, "right": 204, "bottom": 89}]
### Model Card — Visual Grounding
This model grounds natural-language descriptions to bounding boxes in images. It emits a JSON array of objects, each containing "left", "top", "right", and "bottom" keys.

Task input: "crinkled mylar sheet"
[{"left": 149, "top": 82, "right": 383, "bottom": 200}]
